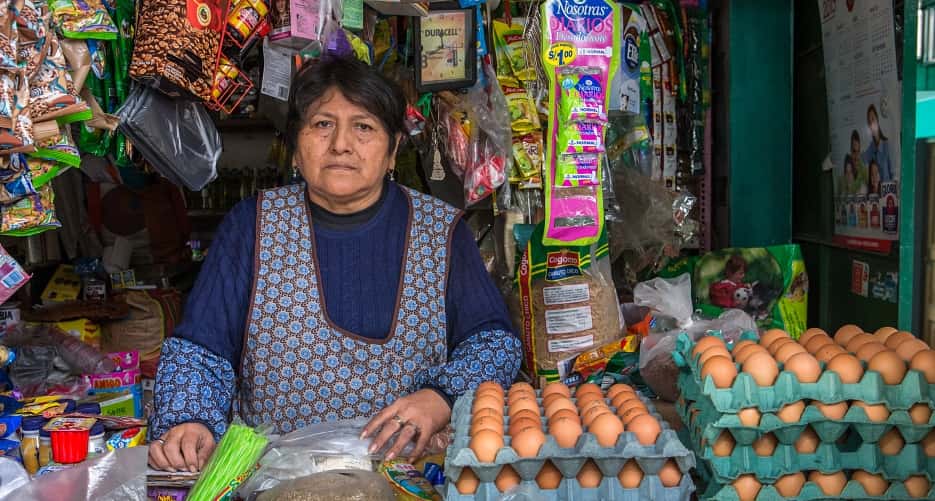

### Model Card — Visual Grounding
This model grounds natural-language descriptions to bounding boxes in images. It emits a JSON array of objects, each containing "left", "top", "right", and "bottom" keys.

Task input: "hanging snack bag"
[
  {"left": 130, "top": 0, "right": 224, "bottom": 101},
  {"left": 15, "top": 0, "right": 49, "bottom": 78},
  {"left": 31, "top": 126, "right": 79, "bottom": 167},
  {"left": 555, "top": 154, "right": 599, "bottom": 187},
  {"left": 510, "top": 222, "right": 623, "bottom": 385},
  {"left": 492, "top": 20, "right": 534, "bottom": 82},
  {"left": 1, "top": 183, "right": 59, "bottom": 235},
  {"left": 226, "top": 0, "right": 269, "bottom": 47},
  {"left": 48, "top": 0, "right": 117, "bottom": 40},
  {"left": 503, "top": 85, "right": 540, "bottom": 134},
  {"left": 0, "top": 6, "right": 17, "bottom": 71},
  {"left": 559, "top": 67, "right": 608, "bottom": 123},
  {"left": 0, "top": 243, "right": 29, "bottom": 305},
  {"left": 557, "top": 121, "right": 605, "bottom": 155},
  {"left": 26, "top": 157, "right": 65, "bottom": 188},
  {"left": 28, "top": 36, "right": 89, "bottom": 124},
  {"left": 0, "top": 73, "right": 35, "bottom": 154},
  {"left": 511, "top": 134, "right": 543, "bottom": 182}
]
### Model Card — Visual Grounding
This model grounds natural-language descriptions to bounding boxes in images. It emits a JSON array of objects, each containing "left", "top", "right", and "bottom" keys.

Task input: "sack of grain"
[{"left": 510, "top": 222, "right": 624, "bottom": 386}]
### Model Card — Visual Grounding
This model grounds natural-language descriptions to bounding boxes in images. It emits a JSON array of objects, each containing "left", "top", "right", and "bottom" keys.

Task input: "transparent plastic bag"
[
  {"left": 500, "top": 484, "right": 548, "bottom": 501},
  {"left": 116, "top": 86, "right": 220, "bottom": 191},
  {"left": 2, "top": 446, "right": 146, "bottom": 501},
  {"left": 0, "top": 458, "right": 29, "bottom": 499}
]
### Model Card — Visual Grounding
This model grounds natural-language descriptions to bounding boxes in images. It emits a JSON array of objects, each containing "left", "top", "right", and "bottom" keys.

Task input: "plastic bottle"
[
  {"left": 38, "top": 429, "right": 51, "bottom": 467},
  {"left": 20, "top": 417, "right": 43, "bottom": 474},
  {"left": 88, "top": 423, "right": 105, "bottom": 455}
]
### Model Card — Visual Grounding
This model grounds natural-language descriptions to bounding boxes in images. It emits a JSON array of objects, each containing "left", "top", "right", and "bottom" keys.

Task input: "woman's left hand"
[{"left": 362, "top": 389, "right": 451, "bottom": 461}]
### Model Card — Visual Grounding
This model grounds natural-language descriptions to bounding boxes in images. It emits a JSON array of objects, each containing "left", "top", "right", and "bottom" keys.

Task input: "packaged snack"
[
  {"left": 104, "top": 426, "right": 144, "bottom": 450},
  {"left": 557, "top": 121, "right": 605, "bottom": 155},
  {"left": 43, "top": 416, "right": 96, "bottom": 464},
  {"left": 226, "top": 0, "right": 269, "bottom": 47},
  {"left": 186, "top": 423, "right": 268, "bottom": 501},
  {"left": 0, "top": 166, "right": 37, "bottom": 204},
  {"left": 14, "top": 0, "right": 49, "bottom": 78},
  {"left": 511, "top": 134, "right": 543, "bottom": 182},
  {"left": 1, "top": 183, "right": 59, "bottom": 235},
  {"left": 380, "top": 460, "right": 442, "bottom": 501},
  {"left": 29, "top": 38, "right": 89, "bottom": 124},
  {"left": 492, "top": 20, "right": 534, "bottom": 81},
  {"left": 31, "top": 127, "right": 79, "bottom": 168},
  {"left": 60, "top": 39, "right": 91, "bottom": 91},
  {"left": 559, "top": 67, "right": 608, "bottom": 122},
  {"left": 555, "top": 154, "right": 600, "bottom": 187},
  {"left": 49, "top": 0, "right": 117, "bottom": 40},
  {"left": 0, "top": 8, "right": 17, "bottom": 71},
  {"left": 502, "top": 85, "right": 540, "bottom": 133},
  {"left": 269, "top": 0, "right": 322, "bottom": 49}
]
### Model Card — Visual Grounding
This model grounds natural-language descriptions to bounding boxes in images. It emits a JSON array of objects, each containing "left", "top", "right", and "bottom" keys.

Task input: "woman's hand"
[
  {"left": 362, "top": 389, "right": 451, "bottom": 461},
  {"left": 148, "top": 422, "right": 216, "bottom": 473}
]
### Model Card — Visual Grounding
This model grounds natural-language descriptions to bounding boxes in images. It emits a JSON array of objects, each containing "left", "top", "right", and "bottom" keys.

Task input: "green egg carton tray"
[
  {"left": 444, "top": 468, "right": 695, "bottom": 500},
  {"left": 676, "top": 379, "right": 935, "bottom": 446},
  {"left": 445, "top": 391, "right": 695, "bottom": 487},
  {"left": 674, "top": 332, "right": 934, "bottom": 413}
]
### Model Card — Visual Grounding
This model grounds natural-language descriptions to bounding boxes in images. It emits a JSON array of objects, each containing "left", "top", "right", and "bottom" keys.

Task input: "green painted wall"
[{"left": 727, "top": 0, "right": 793, "bottom": 247}]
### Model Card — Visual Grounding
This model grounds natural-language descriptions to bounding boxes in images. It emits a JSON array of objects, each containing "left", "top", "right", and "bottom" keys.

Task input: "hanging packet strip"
[
  {"left": 49, "top": 0, "right": 117, "bottom": 40},
  {"left": 559, "top": 67, "right": 608, "bottom": 122},
  {"left": 502, "top": 85, "right": 540, "bottom": 133},
  {"left": 511, "top": 134, "right": 543, "bottom": 182},
  {"left": 540, "top": 0, "right": 620, "bottom": 246},
  {"left": 556, "top": 154, "right": 599, "bottom": 187},
  {"left": 492, "top": 20, "right": 534, "bottom": 82}
]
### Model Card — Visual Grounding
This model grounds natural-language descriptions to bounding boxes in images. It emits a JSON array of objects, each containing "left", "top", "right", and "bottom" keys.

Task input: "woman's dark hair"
[
  {"left": 843, "top": 154, "right": 855, "bottom": 176},
  {"left": 850, "top": 129, "right": 860, "bottom": 146},
  {"left": 866, "top": 104, "right": 888, "bottom": 142},
  {"left": 286, "top": 57, "right": 407, "bottom": 153}
]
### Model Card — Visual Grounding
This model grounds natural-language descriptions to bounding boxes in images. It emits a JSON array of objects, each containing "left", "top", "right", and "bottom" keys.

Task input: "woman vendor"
[{"left": 148, "top": 57, "right": 522, "bottom": 472}]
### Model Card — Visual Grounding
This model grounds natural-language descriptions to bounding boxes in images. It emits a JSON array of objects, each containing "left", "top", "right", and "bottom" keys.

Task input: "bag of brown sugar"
[{"left": 510, "top": 222, "right": 624, "bottom": 386}]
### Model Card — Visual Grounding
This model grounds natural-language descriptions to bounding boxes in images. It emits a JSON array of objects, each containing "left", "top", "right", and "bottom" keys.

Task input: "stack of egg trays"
[
  {"left": 444, "top": 390, "right": 696, "bottom": 501},
  {"left": 677, "top": 397, "right": 935, "bottom": 483},
  {"left": 672, "top": 332, "right": 935, "bottom": 413}
]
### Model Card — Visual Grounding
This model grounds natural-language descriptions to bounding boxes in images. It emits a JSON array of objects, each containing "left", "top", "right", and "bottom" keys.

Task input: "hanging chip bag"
[
  {"left": 1, "top": 182, "right": 58, "bottom": 235},
  {"left": 559, "top": 67, "right": 608, "bottom": 123},
  {"left": 31, "top": 127, "right": 79, "bottom": 167},
  {"left": 503, "top": 85, "right": 540, "bottom": 134},
  {"left": 493, "top": 20, "right": 534, "bottom": 81},
  {"left": 0, "top": 6, "right": 17, "bottom": 71},
  {"left": 49, "top": 0, "right": 117, "bottom": 40},
  {"left": 29, "top": 36, "right": 88, "bottom": 124},
  {"left": 511, "top": 134, "right": 543, "bottom": 182},
  {"left": 26, "top": 157, "right": 64, "bottom": 188}
]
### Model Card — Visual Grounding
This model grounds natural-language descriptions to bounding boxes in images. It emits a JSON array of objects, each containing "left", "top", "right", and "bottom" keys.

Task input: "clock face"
[{"left": 420, "top": 11, "right": 468, "bottom": 83}]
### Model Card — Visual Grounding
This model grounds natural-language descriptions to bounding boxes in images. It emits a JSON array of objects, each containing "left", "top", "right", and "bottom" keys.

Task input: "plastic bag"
[
  {"left": 0, "top": 458, "right": 29, "bottom": 499},
  {"left": 255, "top": 470, "right": 395, "bottom": 501},
  {"left": 500, "top": 484, "right": 548, "bottom": 501},
  {"left": 116, "top": 86, "right": 220, "bottom": 191},
  {"left": 1, "top": 445, "right": 146, "bottom": 500}
]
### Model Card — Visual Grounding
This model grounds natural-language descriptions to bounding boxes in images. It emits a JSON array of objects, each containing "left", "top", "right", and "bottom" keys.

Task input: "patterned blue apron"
[{"left": 238, "top": 184, "right": 460, "bottom": 433}]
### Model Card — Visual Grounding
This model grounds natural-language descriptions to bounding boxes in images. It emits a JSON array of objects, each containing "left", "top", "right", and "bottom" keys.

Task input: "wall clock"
[{"left": 414, "top": 4, "right": 477, "bottom": 92}]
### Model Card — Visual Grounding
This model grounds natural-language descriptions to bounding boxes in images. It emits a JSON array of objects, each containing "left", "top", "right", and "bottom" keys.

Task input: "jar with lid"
[
  {"left": 20, "top": 416, "right": 44, "bottom": 475},
  {"left": 88, "top": 423, "right": 106, "bottom": 456},
  {"left": 38, "top": 429, "right": 51, "bottom": 467}
]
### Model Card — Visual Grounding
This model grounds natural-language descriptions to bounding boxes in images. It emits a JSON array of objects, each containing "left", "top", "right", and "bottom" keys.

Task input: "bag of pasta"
[{"left": 510, "top": 221, "right": 624, "bottom": 386}]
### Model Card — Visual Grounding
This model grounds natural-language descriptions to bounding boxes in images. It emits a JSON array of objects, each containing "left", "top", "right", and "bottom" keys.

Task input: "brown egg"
[
  {"left": 582, "top": 404, "right": 612, "bottom": 427},
  {"left": 510, "top": 382, "right": 535, "bottom": 394},
  {"left": 815, "top": 343, "right": 848, "bottom": 364},
  {"left": 549, "top": 416, "right": 582, "bottom": 448},
  {"left": 773, "top": 472, "right": 806, "bottom": 497},
  {"left": 542, "top": 382, "right": 571, "bottom": 399},
  {"left": 856, "top": 342, "right": 888, "bottom": 362},
  {"left": 511, "top": 408, "right": 541, "bottom": 423},
  {"left": 813, "top": 401, "right": 848, "bottom": 419},
  {"left": 795, "top": 427, "right": 820, "bottom": 453},
  {"left": 576, "top": 460, "right": 602, "bottom": 488},
  {"left": 731, "top": 339, "right": 757, "bottom": 356},
  {"left": 614, "top": 395, "right": 645, "bottom": 414},
  {"left": 495, "top": 465, "right": 521, "bottom": 492},
  {"left": 471, "top": 415, "right": 504, "bottom": 435},
  {"left": 805, "top": 334, "right": 835, "bottom": 354},
  {"left": 476, "top": 387, "right": 505, "bottom": 401},
  {"left": 742, "top": 352, "right": 779, "bottom": 386},
  {"left": 879, "top": 428, "right": 905, "bottom": 455},
  {"left": 574, "top": 383, "right": 603, "bottom": 399},
  {"left": 924, "top": 430, "right": 935, "bottom": 457},
  {"left": 738, "top": 407, "right": 761, "bottom": 427},
  {"left": 774, "top": 341, "right": 807, "bottom": 363},
  {"left": 834, "top": 324, "right": 863, "bottom": 346},
  {"left": 732, "top": 474, "right": 762, "bottom": 501},
  {"left": 473, "top": 393, "right": 505, "bottom": 412},
  {"left": 472, "top": 407, "right": 504, "bottom": 424},
  {"left": 905, "top": 475, "right": 931, "bottom": 498},
  {"left": 510, "top": 398, "right": 541, "bottom": 418},
  {"left": 809, "top": 470, "right": 847, "bottom": 495},
  {"left": 544, "top": 398, "right": 577, "bottom": 419},
  {"left": 852, "top": 401, "right": 890, "bottom": 422},
  {"left": 699, "top": 346, "right": 732, "bottom": 366},
  {"left": 909, "top": 403, "right": 932, "bottom": 425},
  {"left": 548, "top": 408, "right": 580, "bottom": 425},
  {"left": 884, "top": 331, "right": 916, "bottom": 349},
  {"left": 712, "top": 431, "right": 735, "bottom": 456},
  {"left": 508, "top": 417, "right": 541, "bottom": 436},
  {"left": 897, "top": 339, "right": 930, "bottom": 362},
  {"left": 617, "top": 459, "right": 643, "bottom": 488},
  {"left": 869, "top": 350, "right": 907, "bottom": 384},
  {"left": 733, "top": 344, "right": 768, "bottom": 364},
  {"left": 606, "top": 384, "right": 634, "bottom": 400},
  {"left": 619, "top": 406, "right": 649, "bottom": 425},
  {"left": 536, "top": 461, "right": 562, "bottom": 489},
  {"left": 760, "top": 329, "right": 790, "bottom": 348},
  {"left": 612, "top": 392, "right": 641, "bottom": 410},
  {"left": 470, "top": 429, "right": 504, "bottom": 462},
  {"left": 477, "top": 381, "right": 505, "bottom": 395},
  {"left": 701, "top": 356, "right": 738, "bottom": 388},
  {"left": 853, "top": 470, "right": 889, "bottom": 496},
  {"left": 826, "top": 353, "right": 865, "bottom": 383},
  {"left": 873, "top": 326, "right": 898, "bottom": 343},
  {"left": 785, "top": 352, "right": 822, "bottom": 383},
  {"left": 590, "top": 413, "right": 624, "bottom": 447},
  {"left": 693, "top": 336, "right": 727, "bottom": 357},
  {"left": 508, "top": 391, "right": 536, "bottom": 406},
  {"left": 775, "top": 400, "right": 805, "bottom": 422},
  {"left": 577, "top": 392, "right": 607, "bottom": 411},
  {"left": 542, "top": 392, "right": 568, "bottom": 410},
  {"left": 455, "top": 468, "right": 480, "bottom": 494},
  {"left": 512, "top": 426, "right": 546, "bottom": 457},
  {"left": 798, "top": 328, "right": 828, "bottom": 346},
  {"left": 626, "top": 414, "right": 661, "bottom": 445},
  {"left": 911, "top": 350, "right": 935, "bottom": 383},
  {"left": 752, "top": 433, "right": 777, "bottom": 456},
  {"left": 657, "top": 459, "right": 682, "bottom": 487},
  {"left": 845, "top": 333, "right": 875, "bottom": 352},
  {"left": 767, "top": 337, "right": 796, "bottom": 356}
]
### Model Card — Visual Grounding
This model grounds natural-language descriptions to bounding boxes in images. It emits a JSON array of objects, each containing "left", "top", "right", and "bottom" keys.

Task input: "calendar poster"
[{"left": 819, "top": 0, "right": 900, "bottom": 249}]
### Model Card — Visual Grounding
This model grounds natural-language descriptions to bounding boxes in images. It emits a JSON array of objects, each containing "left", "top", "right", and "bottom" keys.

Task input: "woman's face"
[
  {"left": 870, "top": 164, "right": 880, "bottom": 185},
  {"left": 850, "top": 138, "right": 860, "bottom": 156},
  {"left": 868, "top": 109, "right": 880, "bottom": 138},
  {"left": 294, "top": 88, "right": 398, "bottom": 210}
]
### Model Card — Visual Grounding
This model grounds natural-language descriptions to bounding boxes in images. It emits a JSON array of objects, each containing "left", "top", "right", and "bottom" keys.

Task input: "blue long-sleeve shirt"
[
  {"left": 862, "top": 138, "right": 893, "bottom": 182},
  {"left": 151, "top": 182, "right": 522, "bottom": 439}
]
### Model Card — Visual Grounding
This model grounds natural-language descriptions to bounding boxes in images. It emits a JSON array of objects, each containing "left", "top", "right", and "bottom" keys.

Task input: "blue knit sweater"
[{"left": 150, "top": 182, "right": 522, "bottom": 439}]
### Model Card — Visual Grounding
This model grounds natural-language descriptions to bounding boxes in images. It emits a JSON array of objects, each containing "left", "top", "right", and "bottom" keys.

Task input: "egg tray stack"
[
  {"left": 443, "top": 390, "right": 696, "bottom": 501},
  {"left": 675, "top": 330, "right": 935, "bottom": 500}
]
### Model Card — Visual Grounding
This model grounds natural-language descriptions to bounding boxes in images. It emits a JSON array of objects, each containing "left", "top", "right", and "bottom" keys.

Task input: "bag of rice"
[{"left": 510, "top": 222, "right": 624, "bottom": 386}]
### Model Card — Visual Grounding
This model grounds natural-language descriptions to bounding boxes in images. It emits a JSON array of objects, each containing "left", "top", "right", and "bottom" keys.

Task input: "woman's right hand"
[{"left": 148, "top": 422, "right": 216, "bottom": 473}]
